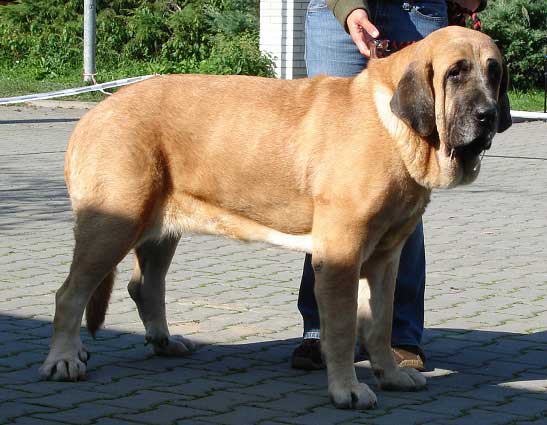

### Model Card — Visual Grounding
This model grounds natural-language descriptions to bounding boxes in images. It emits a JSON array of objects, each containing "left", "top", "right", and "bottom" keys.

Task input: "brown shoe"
[
  {"left": 291, "top": 339, "right": 325, "bottom": 370},
  {"left": 392, "top": 345, "right": 426, "bottom": 371}
]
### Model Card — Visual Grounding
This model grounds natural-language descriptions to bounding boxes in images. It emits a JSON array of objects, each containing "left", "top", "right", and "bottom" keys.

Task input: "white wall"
[{"left": 259, "top": 1, "right": 309, "bottom": 79}]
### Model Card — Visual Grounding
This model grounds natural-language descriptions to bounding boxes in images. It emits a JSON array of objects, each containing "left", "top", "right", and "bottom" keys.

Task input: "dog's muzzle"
[
  {"left": 451, "top": 102, "right": 497, "bottom": 161},
  {"left": 454, "top": 135, "right": 492, "bottom": 159}
]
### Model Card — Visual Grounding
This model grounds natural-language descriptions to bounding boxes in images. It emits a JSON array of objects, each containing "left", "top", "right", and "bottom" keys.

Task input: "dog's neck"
[{"left": 372, "top": 83, "right": 458, "bottom": 190}]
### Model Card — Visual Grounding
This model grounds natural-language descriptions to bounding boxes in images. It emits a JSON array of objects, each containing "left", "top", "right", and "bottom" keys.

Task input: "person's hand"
[
  {"left": 455, "top": 0, "right": 481, "bottom": 12},
  {"left": 346, "top": 8, "right": 380, "bottom": 58}
]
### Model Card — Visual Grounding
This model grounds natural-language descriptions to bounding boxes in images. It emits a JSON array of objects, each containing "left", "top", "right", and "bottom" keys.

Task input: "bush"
[
  {"left": 0, "top": 0, "right": 274, "bottom": 80},
  {"left": 481, "top": 0, "right": 547, "bottom": 90}
]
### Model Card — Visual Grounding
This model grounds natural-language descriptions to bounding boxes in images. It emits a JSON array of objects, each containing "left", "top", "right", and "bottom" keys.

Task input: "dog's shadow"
[{"left": 1, "top": 314, "right": 546, "bottom": 423}]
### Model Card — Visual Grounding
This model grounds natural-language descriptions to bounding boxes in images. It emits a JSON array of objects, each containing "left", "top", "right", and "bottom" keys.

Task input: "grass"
[
  {"left": 1, "top": 69, "right": 546, "bottom": 112},
  {"left": 508, "top": 89, "right": 546, "bottom": 112}
]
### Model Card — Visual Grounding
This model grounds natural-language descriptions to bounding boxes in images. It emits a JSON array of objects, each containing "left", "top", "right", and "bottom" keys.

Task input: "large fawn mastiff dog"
[{"left": 40, "top": 27, "right": 511, "bottom": 409}]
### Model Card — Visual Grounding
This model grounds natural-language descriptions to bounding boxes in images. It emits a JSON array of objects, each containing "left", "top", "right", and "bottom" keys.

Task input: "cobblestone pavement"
[{"left": 1, "top": 104, "right": 546, "bottom": 425}]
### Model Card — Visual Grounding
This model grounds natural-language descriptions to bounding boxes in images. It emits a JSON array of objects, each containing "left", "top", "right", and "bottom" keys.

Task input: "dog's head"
[{"left": 388, "top": 26, "right": 511, "bottom": 188}]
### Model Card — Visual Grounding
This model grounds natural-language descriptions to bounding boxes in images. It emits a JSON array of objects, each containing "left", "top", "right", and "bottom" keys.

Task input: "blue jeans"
[{"left": 299, "top": 0, "right": 447, "bottom": 346}]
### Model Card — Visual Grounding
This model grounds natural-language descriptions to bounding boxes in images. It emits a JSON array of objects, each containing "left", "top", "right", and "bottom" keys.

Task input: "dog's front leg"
[
  {"left": 358, "top": 254, "right": 426, "bottom": 391},
  {"left": 312, "top": 217, "right": 377, "bottom": 410}
]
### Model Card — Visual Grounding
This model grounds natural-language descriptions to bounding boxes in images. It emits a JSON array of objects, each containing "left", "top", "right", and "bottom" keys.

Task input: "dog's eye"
[
  {"left": 447, "top": 68, "right": 461, "bottom": 81},
  {"left": 446, "top": 60, "right": 469, "bottom": 82},
  {"left": 487, "top": 59, "right": 501, "bottom": 83}
]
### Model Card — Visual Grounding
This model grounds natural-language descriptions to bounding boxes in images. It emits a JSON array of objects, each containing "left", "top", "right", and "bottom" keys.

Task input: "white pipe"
[
  {"left": 83, "top": 0, "right": 97, "bottom": 83},
  {"left": 510, "top": 110, "right": 547, "bottom": 120}
]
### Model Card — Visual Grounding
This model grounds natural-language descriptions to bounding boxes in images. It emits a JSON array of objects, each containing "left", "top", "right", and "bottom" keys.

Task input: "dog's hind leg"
[
  {"left": 39, "top": 210, "right": 139, "bottom": 381},
  {"left": 357, "top": 256, "right": 426, "bottom": 392},
  {"left": 128, "top": 236, "right": 194, "bottom": 356}
]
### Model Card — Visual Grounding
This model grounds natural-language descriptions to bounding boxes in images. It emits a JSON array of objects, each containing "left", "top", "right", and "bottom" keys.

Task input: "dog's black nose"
[{"left": 476, "top": 104, "right": 497, "bottom": 126}]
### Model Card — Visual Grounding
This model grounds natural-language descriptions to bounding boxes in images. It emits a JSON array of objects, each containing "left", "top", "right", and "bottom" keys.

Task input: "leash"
[{"left": 369, "top": 0, "right": 482, "bottom": 59}]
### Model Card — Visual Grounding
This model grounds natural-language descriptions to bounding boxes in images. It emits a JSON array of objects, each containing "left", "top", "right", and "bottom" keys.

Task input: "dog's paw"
[
  {"left": 151, "top": 335, "right": 195, "bottom": 357},
  {"left": 377, "top": 367, "right": 426, "bottom": 391},
  {"left": 39, "top": 346, "right": 89, "bottom": 381},
  {"left": 329, "top": 382, "right": 378, "bottom": 410}
]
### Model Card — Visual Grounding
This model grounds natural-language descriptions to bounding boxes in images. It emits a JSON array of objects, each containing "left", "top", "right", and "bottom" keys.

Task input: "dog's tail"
[{"left": 86, "top": 269, "right": 116, "bottom": 338}]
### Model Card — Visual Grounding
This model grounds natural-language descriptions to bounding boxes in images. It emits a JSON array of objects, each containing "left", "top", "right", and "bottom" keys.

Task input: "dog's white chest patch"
[{"left": 374, "top": 85, "right": 412, "bottom": 141}]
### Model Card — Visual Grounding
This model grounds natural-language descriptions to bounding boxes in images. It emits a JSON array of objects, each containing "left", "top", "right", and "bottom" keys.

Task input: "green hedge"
[
  {"left": 0, "top": 0, "right": 275, "bottom": 80},
  {"left": 481, "top": 0, "right": 547, "bottom": 90},
  {"left": 0, "top": 0, "right": 545, "bottom": 90}
]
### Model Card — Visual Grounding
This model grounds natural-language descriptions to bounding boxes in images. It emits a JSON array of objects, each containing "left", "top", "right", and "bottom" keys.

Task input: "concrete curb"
[
  {"left": 27, "top": 100, "right": 98, "bottom": 110},
  {"left": 25, "top": 100, "right": 99, "bottom": 109}
]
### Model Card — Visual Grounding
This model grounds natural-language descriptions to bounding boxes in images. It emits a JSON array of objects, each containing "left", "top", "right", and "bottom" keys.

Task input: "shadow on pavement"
[{"left": 1, "top": 312, "right": 545, "bottom": 424}]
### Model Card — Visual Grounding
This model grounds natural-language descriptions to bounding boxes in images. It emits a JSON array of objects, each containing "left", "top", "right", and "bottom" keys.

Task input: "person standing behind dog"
[{"left": 291, "top": 0, "right": 487, "bottom": 371}]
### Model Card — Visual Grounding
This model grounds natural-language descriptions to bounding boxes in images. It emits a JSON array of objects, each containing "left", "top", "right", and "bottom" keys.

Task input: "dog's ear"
[
  {"left": 497, "top": 62, "right": 512, "bottom": 133},
  {"left": 390, "top": 61, "right": 435, "bottom": 137}
]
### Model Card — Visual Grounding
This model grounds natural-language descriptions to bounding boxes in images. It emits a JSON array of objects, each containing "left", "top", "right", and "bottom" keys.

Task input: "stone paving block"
[
  {"left": 175, "top": 389, "right": 269, "bottom": 413},
  {"left": 276, "top": 406, "right": 370, "bottom": 425},
  {"left": 0, "top": 351, "right": 46, "bottom": 371},
  {"left": 476, "top": 338, "right": 543, "bottom": 355},
  {"left": 427, "top": 409, "right": 523, "bottom": 425},
  {"left": 253, "top": 422, "right": 294, "bottom": 425},
  {"left": 5, "top": 380, "right": 100, "bottom": 396},
  {"left": 214, "top": 366, "right": 302, "bottom": 387},
  {"left": 92, "top": 419, "right": 145, "bottom": 425},
  {"left": 368, "top": 393, "right": 427, "bottom": 412},
  {"left": 0, "top": 402, "right": 57, "bottom": 424},
  {"left": 228, "top": 345, "right": 295, "bottom": 365},
  {"left": 89, "top": 376, "right": 168, "bottom": 396},
  {"left": 160, "top": 374, "right": 250, "bottom": 396},
  {"left": 511, "top": 422, "right": 546, "bottom": 425},
  {"left": 473, "top": 360, "right": 534, "bottom": 380},
  {"left": 226, "top": 380, "right": 311, "bottom": 399},
  {"left": 0, "top": 367, "right": 46, "bottom": 386},
  {"left": 116, "top": 404, "right": 212, "bottom": 425},
  {"left": 175, "top": 421, "right": 219, "bottom": 425},
  {"left": 0, "top": 387, "right": 36, "bottom": 404},
  {"left": 256, "top": 359, "right": 311, "bottom": 375},
  {"left": 432, "top": 348, "right": 506, "bottom": 367},
  {"left": 20, "top": 388, "right": 115, "bottom": 409},
  {"left": 12, "top": 417, "right": 63, "bottom": 425},
  {"left": 512, "top": 349, "right": 547, "bottom": 368},
  {"left": 251, "top": 391, "right": 328, "bottom": 414},
  {"left": 99, "top": 389, "right": 192, "bottom": 410},
  {"left": 84, "top": 350, "right": 149, "bottom": 368},
  {"left": 196, "top": 406, "right": 292, "bottom": 425},
  {"left": 456, "top": 384, "right": 524, "bottom": 403},
  {"left": 33, "top": 403, "right": 135, "bottom": 425},
  {"left": 138, "top": 365, "right": 221, "bottom": 384},
  {"left": 408, "top": 395, "right": 491, "bottom": 417},
  {"left": 122, "top": 355, "right": 203, "bottom": 375},
  {"left": 422, "top": 336, "right": 483, "bottom": 355},
  {"left": 481, "top": 396, "right": 547, "bottom": 418},
  {"left": 352, "top": 408, "right": 448, "bottom": 425},
  {"left": 86, "top": 364, "right": 155, "bottom": 384},
  {"left": 206, "top": 351, "right": 276, "bottom": 371}
]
